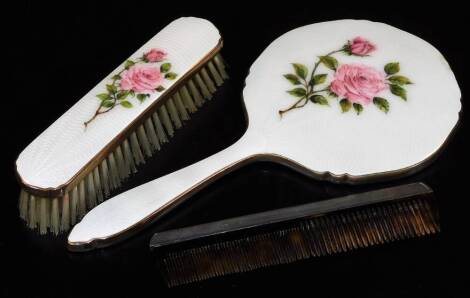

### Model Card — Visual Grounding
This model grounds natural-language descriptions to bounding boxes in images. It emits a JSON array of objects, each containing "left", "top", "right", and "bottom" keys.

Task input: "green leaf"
[
  {"left": 309, "top": 95, "right": 329, "bottom": 105},
  {"left": 160, "top": 63, "right": 171, "bottom": 73},
  {"left": 339, "top": 98, "right": 351, "bottom": 113},
  {"left": 124, "top": 60, "right": 135, "bottom": 69},
  {"left": 117, "top": 91, "right": 129, "bottom": 100},
  {"left": 136, "top": 93, "right": 149, "bottom": 103},
  {"left": 319, "top": 56, "right": 338, "bottom": 70},
  {"left": 100, "top": 100, "right": 114, "bottom": 108},
  {"left": 292, "top": 63, "right": 308, "bottom": 79},
  {"left": 384, "top": 62, "right": 400, "bottom": 75},
  {"left": 106, "top": 84, "right": 117, "bottom": 93},
  {"left": 111, "top": 74, "right": 121, "bottom": 80},
  {"left": 310, "top": 74, "right": 327, "bottom": 86},
  {"left": 165, "top": 72, "right": 177, "bottom": 80},
  {"left": 353, "top": 103, "right": 363, "bottom": 115},
  {"left": 390, "top": 84, "right": 407, "bottom": 100},
  {"left": 283, "top": 74, "right": 301, "bottom": 85},
  {"left": 287, "top": 88, "right": 306, "bottom": 98},
  {"left": 129, "top": 90, "right": 135, "bottom": 97},
  {"left": 373, "top": 97, "right": 390, "bottom": 113},
  {"left": 155, "top": 85, "right": 165, "bottom": 92},
  {"left": 387, "top": 75, "right": 412, "bottom": 85},
  {"left": 328, "top": 87, "right": 338, "bottom": 98},
  {"left": 96, "top": 93, "right": 111, "bottom": 101},
  {"left": 120, "top": 101, "right": 133, "bottom": 108},
  {"left": 329, "top": 92, "right": 338, "bottom": 98}
]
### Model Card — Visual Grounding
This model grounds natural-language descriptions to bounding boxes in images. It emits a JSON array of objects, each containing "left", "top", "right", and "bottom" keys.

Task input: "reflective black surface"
[{"left": 4, "top": 3, "right": 468, "bottom": 297}]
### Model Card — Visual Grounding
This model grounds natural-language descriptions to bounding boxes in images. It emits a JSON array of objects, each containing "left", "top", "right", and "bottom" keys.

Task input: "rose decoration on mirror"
[
  {"left": 84, "top": 48, "right": 178, "bottom": 127},
  {"left": 280, "top": 37, "right": 412, "bottom": 116}
]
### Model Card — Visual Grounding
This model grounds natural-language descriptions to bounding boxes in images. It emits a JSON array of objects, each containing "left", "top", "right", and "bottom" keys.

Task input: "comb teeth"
[
  {"left": 19, "top": 54, "right": 228, "bottom": 235},
  {"left": 158, "top": 196, "right": 439, "bottom": 287}
]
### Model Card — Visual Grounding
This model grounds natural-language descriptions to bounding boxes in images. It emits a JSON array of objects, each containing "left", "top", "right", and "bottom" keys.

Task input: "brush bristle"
[
  {"left": 157, "top": 196, "right": 439, "bottom": 287},
  {"left": 19, "top": 54, "right": 228, "bottom": 235}
]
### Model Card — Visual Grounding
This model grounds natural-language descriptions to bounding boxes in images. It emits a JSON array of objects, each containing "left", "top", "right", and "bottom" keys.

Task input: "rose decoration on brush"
[
  {"left": 144, "top": 48, "right": 167, "bottom": 62},
  {"left": 84, "top": 48, "right": 178, "bottom": 127},
  {"left": 120, "top": 65, "right": 164, "bottom": 93},
  {"left": 280, "top": 37, "right": 412, "bottom": 116}
]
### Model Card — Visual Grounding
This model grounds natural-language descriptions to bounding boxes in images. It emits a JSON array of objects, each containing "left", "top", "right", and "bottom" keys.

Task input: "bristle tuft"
[
  {"left": 214, "top": 54, "right": 229, "bottom": 79},
  {"left": 78, "top": 181, "right": 87, "bottom": 219},
  {"left": 93, "top": 167, "right": 104, "bottom": 203},
  {"left": 19, "top": 190, "right": 28, "bottom": 220},
  {"left": 50, "top": 197, "right": 60, "bottom": 235},
  {"left": 173, "top": 92, "right": 190, "bottom": 120},
  {"left": 86, "top": 173, "right": 97, "bottom": 209},
  {"left": 129, "top": 132, "right": 145, "bottom": 166},
  {"left": 99, "top": 160, "right": 111, "bottom": 197},
  {"left": 123, "top": 139, "right": 138, "bottom": 173},
  {"left": 194, "top": 73, "right": 212, "bottom": 100},
  {"left": 60, "top": 192, "right": 70, "bottom": 232},
  {"left": 107, "top": 152, "right": 120, "bottom": 189},
  {"left": 144, "top": 117, "right": 161, "bottom": 152},
  {"left": 200, "top": 68, "right": 216, "bottom": 94},
  {"left": 152, "top": 112, "right": 169, "bottom": 144},
  {"left": 165, "top": 99, "right": 182, "bottom": 128},
  {"left": 158, "top": 105, "right": 174, "bottom": 136},
  {"left": 115, "top": 146, "right": 129, "bottom": 180},
  {"left": 39, "top": 197, "right": 49, "bottom": 235},
  {"left": 187, "top": 80, "right": 204, "bottom": 107},
  {"left": 207, "top": 61, "right": 223, "bottom": 86},
  {"left": 70, "top": 187, "right": 79, "bottom": 225},
  {"left": 179, "top": 87, "right": 197, "bottom": 114},
  {"left": 137, "top": 125, "right": 153, "bottom": 158}
]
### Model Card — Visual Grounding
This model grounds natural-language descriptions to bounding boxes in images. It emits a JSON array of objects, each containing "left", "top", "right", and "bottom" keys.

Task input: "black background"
[{"left": 3, "top": 2, "right": 469, "bottom": 297}]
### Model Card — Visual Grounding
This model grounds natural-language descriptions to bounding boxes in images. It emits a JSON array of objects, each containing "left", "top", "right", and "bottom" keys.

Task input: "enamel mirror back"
[{"left": 242, "top": 20, "right": 461, "bottom": 182}]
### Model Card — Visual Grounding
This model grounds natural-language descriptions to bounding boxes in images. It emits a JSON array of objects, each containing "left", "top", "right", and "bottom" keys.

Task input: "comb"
[
  {"left": 16, "top": 17, "right": 228, "bottom": 234},
  {"left": 150, "top": 183, "right": 439, "bottom": 287}
]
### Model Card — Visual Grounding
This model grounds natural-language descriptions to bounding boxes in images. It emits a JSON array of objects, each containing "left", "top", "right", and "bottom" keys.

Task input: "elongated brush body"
[
  {"left": 16, "top": 17, "right": 228, "bottom": 234},
  {"left": 150, "top": 183, "right": 439, "bottom": 287}
]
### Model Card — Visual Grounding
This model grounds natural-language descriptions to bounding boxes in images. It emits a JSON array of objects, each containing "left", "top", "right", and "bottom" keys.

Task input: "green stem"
[
  {"left": 326, "top": 48, "right": 345, "bottom": 56},
  {"left": 281, "top": 46, "right": 347, "bottom": 117},
  {"left": 312, "top": 87, "right": 330, "bottom": 93},
  {"left": 307, "top": 48, "right": 343, "bottom": 96},
  {"left": 84, "top": 94, "right": 117, "bottom": 127},
  {"left": 279, "top": 96, "right": 308, "bottom": 116},
  {"left": 84, "top": 58, "right": 146, "bottom": 128},
  {"left": 309, "top": 48, "right": 343, "bottom": 85}
]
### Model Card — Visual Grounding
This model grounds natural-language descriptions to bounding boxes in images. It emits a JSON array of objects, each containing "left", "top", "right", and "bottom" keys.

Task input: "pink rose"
[
  {"left": 350, "top": 37, "right": 376, "bottom": 56},
  {"left": 330, "top": 64, "right": 387, "bottom": 105},
  {"left": 120, "top": 65, "right": 163, "bottom": 93},
  {"left": 144, "top": 48, "right": 167, "bottom": 62}
]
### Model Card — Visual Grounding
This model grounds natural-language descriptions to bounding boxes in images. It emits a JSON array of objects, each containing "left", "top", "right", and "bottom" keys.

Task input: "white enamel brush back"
[
  {"left": 16, "top": 17, "right": 220, "bottom": 189},
  {"left": 243, "top": 19, "right": 461, "bottom": 178}
]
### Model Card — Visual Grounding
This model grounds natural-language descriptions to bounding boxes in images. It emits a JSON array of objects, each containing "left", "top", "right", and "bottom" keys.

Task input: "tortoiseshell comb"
[{"left": 150, "top": 183, "right": 439, "bottom": 287}]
